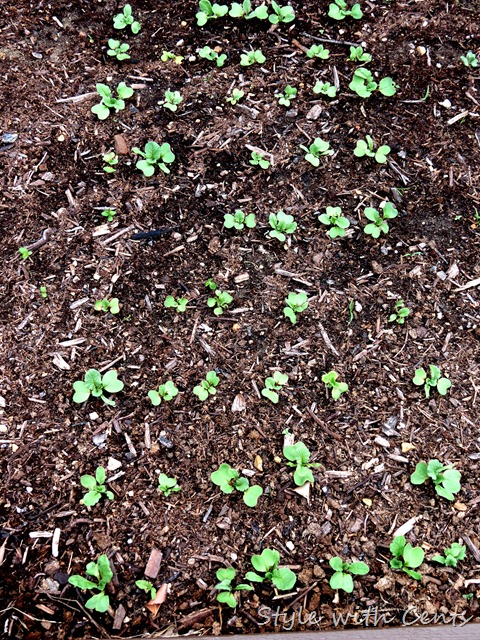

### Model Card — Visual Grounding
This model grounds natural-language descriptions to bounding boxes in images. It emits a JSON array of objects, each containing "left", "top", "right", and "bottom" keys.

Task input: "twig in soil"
[
  {"left": 318, "top": 322, "right": 339, "bottom": 356},
  {"left": 301, "top": 31, "right": 360, "bottom": 47},
  {"left": 56, "top": 92, "right": 97, "bottom": 104},
  {"left": 453, "top": 276, "right": 480, "bottom": 291},
  {"left": 461, "top": 534, "right": 480, "bottom": 563},
  {"left": 130, "top": 227, "right": 177, "bottom": 240},
  {"left": 285, "top": 580, "right": 319, "bottom": 608}
]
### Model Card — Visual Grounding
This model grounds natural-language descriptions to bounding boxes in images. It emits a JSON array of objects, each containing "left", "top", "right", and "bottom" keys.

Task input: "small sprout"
[
  {"left": 388, "top": 299, "right": 410, "bottom": 324},
  {"left": 329, "top": 557, "right": 369, "bottom": 593},
  {"left": 306, "top": 44, "right": 330, "bottom": 60},
  {"left": 164, "top": 295, "right": 188, "bottom": 312},
  {"left": 275, "top": 85, "right": 298, "bottom": 107},
  {"left": 148, "top": 381, "right": 179, "bottom": 406},
  {"left": 301, "top": 137, "right": 333, "bottom": 166},
  {"left": 103, "top": 151, "right": 118, "bottom": 174},
  {"left": 410, "top": 459, "right": 461, "bottom": 501},
  {"left": 240, "top": 49, "right": 266, "bottom": 66},
  {"left": 249, "top": 150, "right": 270, "bottom": 169},
  {"left": 432, "top": 543, "right": 466, "bottom": 568},
  {"left": 269, "top": 1, "right": 295, "bottom": 23},
  {"left": 389, "top": 536, "right": 424, "bottom": 580},
  {"left": 106, "top": 39, "right": 130, "bottom": 61},
  {"left": 229, "top": 1, "right": 268, "bottom": 20},
  {"left": 226, "top": 88, "right": 245, "bottom": 105},
  {"left": 161, "top": 51, "right": 184, "bottom": 64},
  {"left": 81, "top": 466, "right": 114, "bottom": 507},
  {"left": 205, "top": 277, "right": 217, "bottom": 290},
  {"left": 193, "top": 371, "right": 220, "bottom": 401},
  {"left": 245, "top": 549, "right": 297, "bottom": 591},
  {"left": 196, "top": 0, "right": 228, "bottom": 26},
  {"left": 215, "top": 568, "right": 253, "bottom": 608},
  {"left": 318, "top": 206, "right": 350, "bottom": 238},
  {"left": 113, "top": 4, "right": 141, "bottom": 33},
  {"left": 349, "top": 45, "right": 371, "bottom": 64},
  {"left": 261, "top": 371, "right": 288, "bottom": 404},
  {"left": 132, "top": 141, "right": 175, "bottom": 177},
  {"left": 461, "top": 51, "right": 479, "bottom": 68},
  {"left": 211, "top": 463, "right": 263, "bottom": 507},
  {"left": 322, "top": 371, "right": 348, "bottom": 400},
  {"left": 40, "top": 285, "right": 48, "bottom": 299},
  {"left": 19, "top": 247, "right": 32, "bottom": 260},
  {"left": 73, "top": 369, "right": 124, "bottom": 406},
  {"left": 283, "top": 441, "right": 321, "bottom": 485},
  {"left": 412, "top": 364, "right": 451, "bottom": 398},
  {"left": 94, "top": 298, "right": 120, "bottom": 315},
  {"left": 313, "top": 80, "right": 337, "bottom": 98},
  {"left": 328, "top": 0, "right": 363, "bottom": 20},
  {"left": 363, "top": 202, "right": 398, "bottom": 238},
  {"left": 161, "top": 90, "right": 183, "bottom": 112},
  {"left": 207, "top": 289, "right": 233, "bottom": 315},
  {"left": 136, "top": 580, "right": 157, "bottom": 600},
  {"left": 224, "top": 210, "right": 256, "bottom": 230},
  {"left": 68, "top": 555, "right": 113, "bottom": 612},
  {"left": 378, "top": 76, "right": 398, "bottom": 96},
  {"left": 101, "top": 207, "right": 116, "bottom": 222},
  {"left": 158, "top": 473, "right": 181, "bottom": 497},
  {"left": 283, "top": 292, "right": 309, "bottom": 325},
  {"left": 91, "top": 82, "right": 134, "bottom": 120},
  {"left": 198, "top": 46, "right": 227, "bottom": 67},
  {"left": 349, "top": 68, "right": 377, "bottom": 98},
  {"left": 354, "top": 135, "right": 391, "bottom": 163},
  {"left": 269, "top": 210, "right": 297, "bottom": 242}
]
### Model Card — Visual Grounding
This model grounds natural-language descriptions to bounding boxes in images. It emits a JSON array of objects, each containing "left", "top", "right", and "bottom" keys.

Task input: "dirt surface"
[{"left": 1, "top": 0, "right": 480, "bottom": 637}]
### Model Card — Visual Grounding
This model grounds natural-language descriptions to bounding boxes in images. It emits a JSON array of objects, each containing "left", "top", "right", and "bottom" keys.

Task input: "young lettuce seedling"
[
  {"left": 94, "top": 298, "right": 120, "bottom": 315},
  {"left": 81, "top": 466, "right": 114, "bottom": 507},
  {"left": 132, "top": 141, "right": 175, "bottom": 176},
  {"left": 245, "top": 549, "right": 297, "bottom": 590},
  {"left": 410, "top": 459, "right": 461, "bottom": 501},
  {"left": 349, "top": 45, "right": 371, "bottom": 63},
  {"left": 148, "top": 381, "right": 179, "bottom": 406},
  {"left": 211, "top": 463, "right": 263, "bottom": 507},
  {"left": 198, "top": 46, "right": 227, "bottom": 67},
  {"left": 460, "top": 51, "right": 479, "bottom": 68},
  {"left": 226, "top": 88, "right": 245, "bottom": 105},
  {"left": 283, "top": 441, "right": 321, "bottom": 485},
  {"left": 412, "top": 365, "right": 451, "bottom": 397},
  {"left": 73, "top": 369, "right": 124, "bottom": 406},
  {"left": 161, "top": 51, "right": 184, "bottom": 64},
  {"left": 18, "top": 247, "right": 32, "bottom": 260},
  {"left": 283, "top": 292, "right": 309, "bottom": 324},
  {"left": 107, "top": 39, "right": 131, "bottom": 61},
  {"left": 196, "top": 0, "right": 228, "bottom": 26},
  {"left": 91, "top": 82, "right": 134, "bottom": 120},
  {"left": 158, "top": 473, "right": 181, "bottom": 496},
  {"left": 275, "top": 85, "right": 298, "bottom": 107},
  {"left": 329, "top": 557, "right": 369, "bottom": 593},
  {"left": 318, "top": 206, "right": 350, "bottom": 238},
  {"left": 313, "top": 81, "right": 337, "bottom": 98},
  {"left": 102, "top": 151, "right": 118, "bottom": 173},
  {"left": 229, "top": 0, "right": 268, "bottom": 19},
  {"left": 269, "top": 1, "right": 295, "bottom": 23},
  {"left": 363, "top": 202, "right": 398, "bottom": 238},
  {"left": 301, "top": 137, "right": 333, "bottom": 166},
  {"left": 207, "top": 289, "right": 233, "bottom": 315},
  {"left": 224, "top": 210, "right": 256, "bottom": 230},
  {"left": 432, "top": 543, "right": 466, "bottom": 568},
  {"left": 328, "top": 0, "right": 363, "bottom": 20},
  {"left": 269, "top": 211, "right": 297, "bottom": 242},
  {"left": 354, "top": 135, "right": 391, "bottom": 163},
  {"left": 161, "top": 90, "right": 183, "bottom": 112},
  {"left": 322, "top": 371, "right": 348, "bottom": 400},
  {"left": 249, "top": 150, "right": 270, "bottom": 169},
  {"left": 215, "top": 568, "right": 253, "bottom": 608},
  {"left": 68, "top": 554, "right": 113, "bottom": 612},
  {"left": 113, "top": 4, "right": 141, "bottom": 33},
  {"left": 389, "top": 299, "right": 410, "bottom": 324},
  {"left": 164, "top": 295, "right": 188, "bottom": 312},
  {"left": 205, "top": 278, "right": 217, "bottom": 290},
  {"left": 40, "top": 285, "right": 48, "bottom": 299},
  {"left": 349, "top": 68, "right": 397, "bottom": 98},
  {"left": 136, "top": 580, "right": 157, "bottom": 600},
  {"left": 101, "top": 207, "right": 116, "bottom": 222},
  {"left": 261, "top": 371, "right": 288, "bottom": 404},
  {"left": 193, "top": 371, "right": 220, "bottom": 401},
  {"left": 306, "top": 44, "right": 330, "bottom": 60},
  {"left": 240, "top": 50, "right": 266, "bottom": 66},
  {"left": 389, "top": 536, "right": 424, "bottom": 580}
]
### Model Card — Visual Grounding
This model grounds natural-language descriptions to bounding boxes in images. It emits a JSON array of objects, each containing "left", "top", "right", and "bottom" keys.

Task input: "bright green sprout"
[
  {"left": 161, "top": 90, "right": 183, "bottom": 112},
  {"left": 283, "top": 441, "right": 321, "bottom": 485},
  {"left": 268, "top": 210, "right": 297, "bottom": 242},
  {"left": 196, "top": 0, "right": 228, "bottom": 26},
  {"left": 205, "top": 278, "right": 217, "bottom": 291},
  {"left": 229, "top": 0, "right": 268, "bottom": 19},
  {"left": 132, "top": 141, "right": 175, "bottom": 177},
  {"left": 106, "top": 39, "right": 130, "bottom": 61},
  {"left": 349, "top": 68, "right": 397, "bottom": 98},
  {"left": 261, "top": 371, "right": 288, "bottom": 404},
  {"left": 211, "top": 463, "right": 263, "bottom": 507},
  {"left": 322, "top": 371, "right": 348, "bottom": 400},
  {"left": 412, "top": 365, "right": 451, "bottom": 398},
  {"left": 148, "top": 381, "right": 179, "bottom": 406},
  {"left": 240, "top": 49, "right": 266, "bottom": 66},
  {"left": 388, "top": 299, "right": 410, "bottom": 324},
  {"left": 19, "top": 247, "right": 32, "bottom": 260},
  {"left": 207, "top": 289, "right": 233, "bottom": 315},
  {"left": 158, "top": 473, "right": 181, "bottom": 497},
  {"left": 193, "top": 371, "right": 220, "bottom": 401},
  {"left": 113, "top": 4, "right": 141, "bottom": 33},
  {"left": 81, "top": 466, "right": 114, "bottom": 507},
  {"left": 410, "top": 459, "right": 461, "bottom": 501},
  {"left": 103, "top": 151, "right": 118, "bottom": 174},
  {"left": 214, "top": 568, "right": 253, "bottom": 608},
  {"left": 349, "top": 45, "right": 371, "bottom": 63},
  {"left": 301, "top": 137, "right": 333, "bottom": 166},
  {"left": 94, "top": 298, "right": 120, "bottom": 315},
  {"left": 245, "top": 549, "right": 297, "bottom": 591},
  {"left": 329, "top": 557, "right": 369, "bottom": 593},
  {"left": 348, "top": 300, "right": 355, "bottom": 324},
  {"left": 283, "top": 292, "right": 309, "bottom": 325},
  {"left": 249, "top": 150, "right": 270, "bottom": 169},
  {"left": 389, "top": 536, "right": 424, "bottom": 580},
  {"left": 313, "top": 80, "right": 337, "bottom": 98},
  {"left": 432, "top": 543, "right": 466, "bottom": 568},
  {"left": 354, "top": 135, "right": 391, "bottom": 163},
  {"left": 328, "top": 0, "right": 363, "bottom": 20},
  {"left": 101, "top": 207, "right": 116, "bottom": 222},
  {"left": 68, "top": 554, "right": 113, "bottom": 612},
  {"left": 198, "top": 46, "right": 227, "bottom": 67},
  {"left": 91, "top": 82, "right": 134, "bottom": 120},
  {"left": 319, "top": 206, "right": 350, "bottom": 238},
  {"left": 306, "top": 44, "right": 330, "bottom": 60},
  {"left": 136, "top": 580, "right": 157, "bottom": 600},
  {"left": 40, "top": 285, "right": 48, "bottom": 299},
  {"left": 269, "top": 1, "right": 295, "bottom": 23},
  {"left": 224, "top": 210, "right": 256, "bottom": 230},
  {"left": 161, "top": 51, "right": 184, "bottom": 64},
  {"left": 226, "top": 88, "right": 245, "bottom": 105},
  {"left": 164, "top": 295, "right": 188, "bottom": 313},
  {"left": 363, "top": 202, "right": 398, "bottom": 238},
  {"left": 460, "top": 51, "right": 478, "bottom": 68},
  {"left": 275, "top": 85, "right": 297, "bottom": 107},
  {"left": 73, "top": 369, "right": 124, "bottom": 406}
]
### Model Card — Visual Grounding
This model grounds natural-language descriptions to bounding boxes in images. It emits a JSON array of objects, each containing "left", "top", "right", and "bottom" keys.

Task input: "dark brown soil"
[{"left": 1, "top": 0, "right": 480, "bottom": 637}]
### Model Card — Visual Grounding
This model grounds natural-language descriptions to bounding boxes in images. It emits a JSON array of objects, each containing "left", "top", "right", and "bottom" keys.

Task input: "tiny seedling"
[
  {"left": 329, "top": 557, "right": 369, "bottom": 593},
  {"left": 68, "top": 554, "right": 113, "bottom": 612},
  {"left": 412, "top": 365, "right": 451, "bottom": 397},
  {"left": 94, "top": 298, "right": 120, "bottom": 314},
  {"left": 245, "top": 549, "right": 297, "bottom": 590},
  {"left": 196, "top": 0, "right": 228, "bottom": 26},
  {"left": 275, "top": 85, "right": 297, "bottom": 107},
  {"left": 363, "top": 202, "right": 398, "bottom": 238},
  {"left": 349, "top": 45, "right": 371, "bottom": 64},
  {"left": 136, "top": 580, "right": 156, "bottom": 600},
  {"left": 390, "top": 536, "right": 424, "bottom": 580},
  {"left": 226, "top": 88, "right": 244, "bottom": 105},
  {"left": 461, "top": 51, "right": 479, "bottom": 68},
  {"left": 161, "top": 90, "right": 183, "bottom": 112},
  {"left": 148, "top": 381, "right": 179, "bottom": 406},
  {"left": 73, "top": 369, "right": 124, "bottom": 406},
  {"left": 410, "top": 459, "right": 461, "bottom": 501},
  {"left": 328, "top": 0, "right": 363, "bottom": 20},
  {"left": 158, "top": 473, "right": 181, "bottom": 497},
  {"left": 164, "top": 295, "right": 188, "bottom": 312},
  {"left": 161, "top": 50, "right": 184, "bottom": 64},
  {"left": 211, "top": 463, "right": 263, "bottom": 507},
  {"left": 283, "top": 292, "right": 309, "bottom": 325},
  {"left": 91, "top": 82, "right": 134, "bottom": 120},
  {"left": 432, "top": 543, "right": 466, "bottom": 568},
  {"left": 318, "top": 206, "right": 350, "bottom": 238},
  {"left": 81, "top": 466, "right": 114, "bottom": 507},
  {"left": 229, "top": 1, "right": 268, "bottom": 20},
  {"left": 193, "top": 371, "right": 220, "bottom": 401},
  {"left": 261, "top": 371, "right": 288, "bottom": 404},
  {"left": 249, "top": 150, "right": 270, "bottom": 169},
  {"left": 205, "top": 278, "right": 217, "bottom": 290},
  {"left": 306, "top": 44, "right": 330, "bottom": 60},
  {"left": 113, "top": 5, "right": 141, "bottom": 33},
  {"left": 269, "top": 1, "right": 295, "bottom": 24},
  {"left": 224, "top": 210, "right": 256, "bottom": 230},
  {"left": 349, "top": 68, "right": 397, "bottom": 98},
  {"left": 283, "top": 441, "right": 321, "bottom": 485},
  {"left": 214, "top": 568, "right": 253, "bottom": 608},
  {"left": 322, "top": 371, "right": 348, "bottom": 400},
  {"left": 19, "top": 247, "right": 32, "bottom": 260},
  {"left": 354, "top": 135, "right": 390, "bottom": 163},
  {"left": 107, "top": 39, "right": 130, "bottom": 61},
  {"left": 313, "top": 80, "right": 337, "bottom": 98},
  {"left": 40, "top": 285, "right": 48, "bottom": 299},
  {"left": 103, "top": 151, "right": 118, "bottom": 174},
  {"left": 207, "top": 289, "right": 233, "bottom": 315},
  {"left": 389, "top": 299, "right": 410, "bottom": 324},
  {"left": 240, "top": 50, "right": 266, "bottom": 66},
  {"left": 132, "top": 141, "right": 175, "bottom": 177},
  {"left": 198, "top": 46, "right": 227, "bottom": 67},
  {"left": 268, "top": 211, "right": 297, "bottom": 242},
  {"left": 101, "top": 207, "right": 116, "bottom": 222},
  {"left": 301, "top": 137, "right": 333, "bottom": 166}
]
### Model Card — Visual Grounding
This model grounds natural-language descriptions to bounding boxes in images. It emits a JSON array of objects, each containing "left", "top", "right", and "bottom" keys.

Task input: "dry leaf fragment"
[
  {"left": 146, "top": 583, "right": 170, "bottom": 616},
  {"left": 394, "top": 516, "right": 420, "bottom": 538},
  {"left": 254, "top": 455, "right": 263, "bottom": 472},
  {"left": 401, "top": 442, "right": 416, "bottom": 453},
  {"left": 454, "top": 502, "right": 467, "bottom": 512},
  {"left": 292, "top": 481, "right": 310, "bottom": 503},
  {"left": 362, "top": 498, "right": 373, "bottom": 507},
  {"left": 231, "top": 393, "right": 246, "bottom": 412},
  {"left": 145, "top": 547, "right": 163, "bottom": 579}
]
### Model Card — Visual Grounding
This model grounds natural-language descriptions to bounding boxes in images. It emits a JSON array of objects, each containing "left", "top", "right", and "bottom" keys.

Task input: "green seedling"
[
  {"left": 412, "top": 365, "right": 451, "bottom": 397},
  {"left": 245, "top": 549, "right": 297, "bottom": 590},
  {"left": 461, "top": 51, "right": 479, "bottom": 68},
  {"left": 349, "top": 45, "right": 371, "bottom": 64},
  {"left": 283, "top": 292, "right": 309, "bottom": 325},
  {"left": 432, "top": 543, "right": 466, "bottom": 568},
  {"left": 19, "top": 247, "right": 32, "bottom": 260},
  {"left": 101, "top": 207, "right": 116, "bottom": 222},
  {"left": 240, "top": 50, "right": 266, "bottom": 66},
  {"left": 261, "top": 371, "right": 288, "bottom": 404},
  {"left": 103, "top": 151, "right": 118, "bottom": 174},
  {"left": 193, "top": 371, "right": 220, "bottom": 401},
  {"left": 107, "top": 39, "right": 130, "bottom": 61},
  {"left": 207, "top": 289, "right": 233, "bottom": 315},
  {"left": 349, "top": 68, "right": 397, "bottom": 98},
  {"left": 275, "top": 85, "right": 297, "bottom": 107},
  {"left": 306, "top": 44, "right": 330, "bottom": 60},
  {"left": 198, "top": 46, "right": 227, "bottom": 67},
  {"left": 389, "top": 536, "right": 424, "bottom": 580},
  {"left": 229, "top": 0, "right": 268, "bottom": 19},
  {"left": 68, "top": 554, "right": 113, "bottom": 612},
  {"left": 91, "top": 82, "right": 134, "bottom": 120},
  {"left": 132, "top": 141, "right": 175, "bottom": 177},
  {"left": 354, "top": 135, "right": 390, "bottom": 163},
  {"left": 318, "top": 206, "right": 350, "bottom": 238},
  {"left": 148, "top": 381, "right": 179, "bottom": 406},
  {"left": 313, "top": 80, "right": 337, "bottom": 98},
  {"left": 196, "top": 0, "right": 228, "bottom": 26},
  {"left": 94, "top": 298, "right": 120, "bottom": 314},
  {"left": 329, "top": 557, "right": 369, "bottom": 593},
  {"left": 283, "top": 441, "right": 321, "bottom": 485},
  {"left": 40, "top": 285, "right": 48, "bottom": 299},
  {"left": 214, "top": 568, "right": 253, "bottom": 608},
  {"left": 164, "top": 295, "right": 188, "bottom": 312},
  {"left": 363, "top": 202, "right": 398, "bottom": 238},
  {"left": 410, "top": 459, "right": 461, "bottom": 501},
  {"left": 136, "top": 580, "right": 157, "bottom": 600},
  {"left": 301, "top": 137, "right": 333, "bottom": 166},
  {"left": 226, "top": 88, "right": 245, "bottom": 105},
  {"left": 205, "top": 278, "right": 217, "bottom": 290},
  {"left": 161, "top": 51, "right": 184, "bottom": 64},
  {"left": 269, "top": 1, "right": 295, "bottom": 23},
  {"left": 113, "top": 4, "right": 141, "bottom": 33},
  {"left": 322, "top": 371, "right": 348, "bottom": 400},
  {"left": 161, "top": 90, "right": 183, "bottom": 112},
  {"left": 389, "top": 299, "right": 410, "bottom": 324},
  {"left": 158, "top": 473, "right": 181, "bottom": 496},
  {"left": 268, "top": 211, "right": 297, "bottom": 242},
  {"left": 81, "top": 466, "right": 114, "bottom": 507},
  {"left": 328, "top": 0, "right": 363, "bottom": 20},
  {"left": 211, "top": 463, "right": 263, "bottom": 507},
  {"left": 224, "top": 210, "right": 256, "bottom": 230},
  {"left": 73, "top": 369, "right": 124, "bottom": 406},
  {"left": 348, "top": 299, "right": 355, "bottom": 324},
  {"left": 249, "top": 150, "right": 270, "bottom": 169}
]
